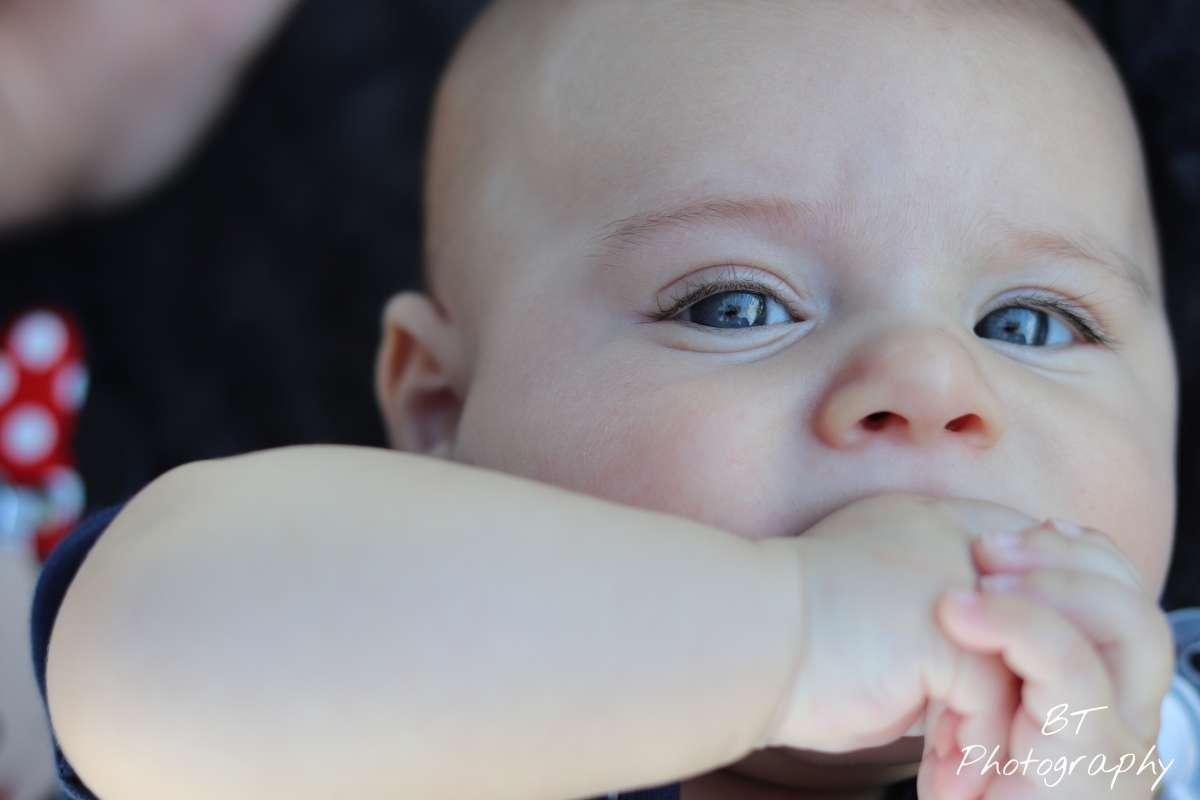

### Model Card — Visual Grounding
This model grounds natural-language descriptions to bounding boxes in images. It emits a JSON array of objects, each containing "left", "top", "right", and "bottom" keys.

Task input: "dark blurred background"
[{"left": 0, "top": 0, "right": 1196, "bottom": 608}]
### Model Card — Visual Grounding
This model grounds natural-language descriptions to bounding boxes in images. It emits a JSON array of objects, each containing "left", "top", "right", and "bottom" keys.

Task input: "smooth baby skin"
[
  {"left": 48, "top": 446, "right": 1043, "bottom": 799},
  {"left": 47, "top": 446, "right": 803, "bottom": 799},
  {"left": 380, "top": 0, "right": 1178, "bottom": 795}
]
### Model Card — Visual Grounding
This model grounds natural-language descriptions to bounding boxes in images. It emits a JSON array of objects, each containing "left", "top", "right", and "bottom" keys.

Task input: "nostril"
[
  {"left": 862, "top": 411, "right": 892, "bottom": 431},
  {"left": 945, "top": 414, "right": 981, "bottom": 433}
]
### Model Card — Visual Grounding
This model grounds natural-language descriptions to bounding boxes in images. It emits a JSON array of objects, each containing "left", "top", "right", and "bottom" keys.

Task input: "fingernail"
[
  {"left": 979, "top": 573, "right": 1022, "bottom": 592},
  {"left": 982, "top": 530, "right": 1023, "bottom": 550},
  {"left": 1049, "top": 517, "right": 1085, "bottom": 538}
]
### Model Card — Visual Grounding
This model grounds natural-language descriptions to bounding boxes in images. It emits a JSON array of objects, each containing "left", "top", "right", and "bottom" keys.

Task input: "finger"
[
  {"left": 939, "top": 587, "right": 1115, "bottom": 748},
  {"left": 919, "top": 722, "right": 985, "bottom": 800},
  {"left": 918, "top": 700, "right": 969, "bottom": 800},
  {"left": 976, "top": 568, "right": 1174, "bottom": 744},
  {"left": 925, "top": 615, "right": 1021, "bottom": 800},
  {"left": 930, "top": 497, "right": 1042, "bottom": 539},
  {"left": 972, "top": 519, "right": 1143, "bottom": 593},
  {"left": 919, "top": 702, "right": 1005, "bottom": 800}
]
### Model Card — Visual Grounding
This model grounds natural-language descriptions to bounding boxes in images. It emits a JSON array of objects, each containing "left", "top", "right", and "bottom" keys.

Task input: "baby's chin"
[{"left": 722, "top": 736, "right": 924, "bottom": 792}]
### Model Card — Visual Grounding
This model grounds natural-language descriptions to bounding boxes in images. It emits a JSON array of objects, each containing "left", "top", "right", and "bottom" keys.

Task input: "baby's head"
[{"left": 376, "top": 0, "right": 1178, "bottom": 791}]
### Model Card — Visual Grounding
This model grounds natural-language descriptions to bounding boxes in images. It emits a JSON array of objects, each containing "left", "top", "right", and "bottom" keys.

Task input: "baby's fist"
[{"left": 935, "top": 519, "right": 1174, "bottom": 799}]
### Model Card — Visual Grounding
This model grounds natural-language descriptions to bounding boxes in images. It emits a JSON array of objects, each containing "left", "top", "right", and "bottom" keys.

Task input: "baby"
[{"left": 32, "top": 0, "right": 1181, "bottom": 798}]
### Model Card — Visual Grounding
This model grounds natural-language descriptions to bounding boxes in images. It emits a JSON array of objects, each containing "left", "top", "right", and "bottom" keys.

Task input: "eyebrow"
[{"left": 589, "top": 195, "right": 1157, "bottom": 306}]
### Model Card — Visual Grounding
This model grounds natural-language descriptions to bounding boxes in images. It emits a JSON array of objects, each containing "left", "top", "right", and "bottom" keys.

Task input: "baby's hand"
[
  {"left": 933, "top": 519, "right": 1175, "bottom": 799},
  {"left": 762, "top": 493, "right": 1034, "bottom": 772}
]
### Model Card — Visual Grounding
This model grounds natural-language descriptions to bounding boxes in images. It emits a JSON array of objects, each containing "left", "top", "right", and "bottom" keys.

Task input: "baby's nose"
[{"left": 812, "top": 326, "right": 1007, "bottom": 450}]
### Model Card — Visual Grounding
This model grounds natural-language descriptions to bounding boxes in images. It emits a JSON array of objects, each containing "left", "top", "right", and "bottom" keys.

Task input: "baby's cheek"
[
  {"left": 456, "top": 342, "right": 778, "bottom": 538},
  {"left": 1031, "top": 408, "right": 1175, "bottom": 597},
  {"left": 571, "top": 388, "right": 784, "bottom": 540}
]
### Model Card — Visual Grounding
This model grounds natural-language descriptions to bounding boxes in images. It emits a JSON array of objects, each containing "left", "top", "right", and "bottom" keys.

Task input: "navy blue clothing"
[{"left": 29, "top": 503, "right": 917, "bottom": 800}]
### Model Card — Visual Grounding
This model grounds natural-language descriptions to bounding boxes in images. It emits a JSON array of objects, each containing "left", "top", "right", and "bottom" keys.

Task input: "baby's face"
[
  {"left": 430, "top": 0, "right": 1176, "bottom": 586},
  {"left": 385, "top": 0, "right": 1178, "bottom": 791}
]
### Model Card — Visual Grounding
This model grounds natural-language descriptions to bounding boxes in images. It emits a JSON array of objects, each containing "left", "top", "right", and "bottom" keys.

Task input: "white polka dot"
[
  {"left": 53, "top": 363, "right": 89, "bottom": 412},
  {"left": 0, "top": 355, "right": 14, "bottom": 407},
  {"left": 45, "top": 465, "right": 85, "bottom": 522},
  {"left": 1, "top": 404, "right": 58, "bottom": 464},
  {"left": 10, "top": 311, "right": 68, "bottom": 371}
]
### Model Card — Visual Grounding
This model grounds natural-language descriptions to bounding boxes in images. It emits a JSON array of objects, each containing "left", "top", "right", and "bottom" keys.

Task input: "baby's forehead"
[
  {"left": 521, "top": 0, "right": 1105, "bottom": 87},
  {"left": 445, "top": 0, "right": 1126, "bottom": 198},
  {"left": 427, "top": 0, "right": 1156, "bottom": 311}
]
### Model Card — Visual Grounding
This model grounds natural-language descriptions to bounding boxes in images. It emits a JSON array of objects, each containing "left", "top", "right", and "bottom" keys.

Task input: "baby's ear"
[{"left": 374, "top": 291, "right": 464, "bottom": 458}]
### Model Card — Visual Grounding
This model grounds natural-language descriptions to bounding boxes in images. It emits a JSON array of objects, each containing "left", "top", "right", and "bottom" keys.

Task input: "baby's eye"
[
  {"left": 974, "top": 301, "right": 1098, "bottom": 348},
  {"left": 675, "top": 289, "right": 798, "bottom": 329},
  {"left": 654, "top": 270, "right": 806, "bottom": 329},
  {"left": 654, "top": 273, "right": 1112, "bottom": 347}
]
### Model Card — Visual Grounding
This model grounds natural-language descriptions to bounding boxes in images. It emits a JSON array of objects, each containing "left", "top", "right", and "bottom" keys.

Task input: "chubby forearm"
[{"left": 46, "top": 445, "right": 804, "bottom": 799}]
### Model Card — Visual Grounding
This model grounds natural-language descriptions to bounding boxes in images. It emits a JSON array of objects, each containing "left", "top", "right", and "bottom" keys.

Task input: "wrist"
[{"left": 749, "top": 534, "right": 816, "bottom": 751}]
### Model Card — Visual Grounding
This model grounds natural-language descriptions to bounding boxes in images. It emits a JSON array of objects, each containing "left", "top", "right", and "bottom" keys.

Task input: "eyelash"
[{"left": 649, "top": 273, "right": 1121, "bottom": 348}]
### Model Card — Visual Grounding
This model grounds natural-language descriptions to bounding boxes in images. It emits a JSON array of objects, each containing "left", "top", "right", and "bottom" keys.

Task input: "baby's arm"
[{"left": 44, "top": 444, "right": 804, "bottom": 800}]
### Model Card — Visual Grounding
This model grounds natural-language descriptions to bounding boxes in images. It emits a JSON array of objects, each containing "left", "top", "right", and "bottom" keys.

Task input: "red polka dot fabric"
[{"left": 0, "top": 307, "right": 88, "bottom": 563}]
